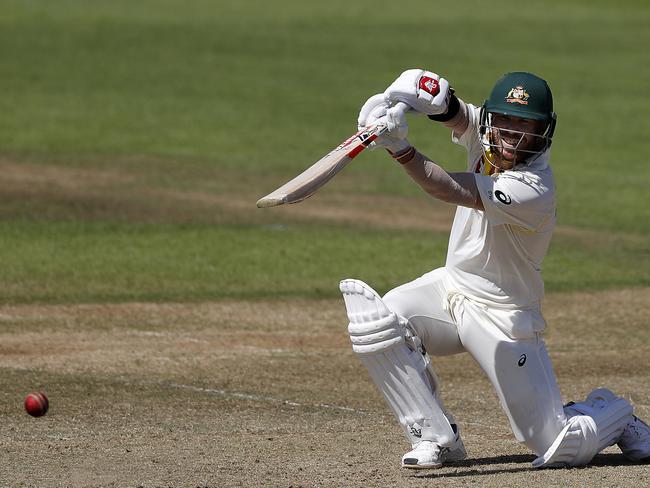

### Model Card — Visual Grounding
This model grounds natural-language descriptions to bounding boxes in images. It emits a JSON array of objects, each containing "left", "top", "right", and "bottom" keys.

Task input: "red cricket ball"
[{"left": 24, "top": 392, "right": 49, "bottom": 417}]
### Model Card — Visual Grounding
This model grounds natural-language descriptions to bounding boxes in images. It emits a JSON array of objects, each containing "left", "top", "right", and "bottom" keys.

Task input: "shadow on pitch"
[{"left": 412, "top": 453, "right": 647, "bottom": 479}]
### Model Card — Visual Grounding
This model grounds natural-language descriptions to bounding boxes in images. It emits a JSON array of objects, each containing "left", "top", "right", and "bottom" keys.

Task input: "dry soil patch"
[{"left": 0, "top": 288, "right": 648, "bottom": 486}]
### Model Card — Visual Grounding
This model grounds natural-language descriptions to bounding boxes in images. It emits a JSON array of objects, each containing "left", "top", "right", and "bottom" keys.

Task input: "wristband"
[
  {"left": 427, "top": 92, "right": 460, "bottom": 122},
  {"left": 391, "top": 146, "right": 416, "bottom": 164}
]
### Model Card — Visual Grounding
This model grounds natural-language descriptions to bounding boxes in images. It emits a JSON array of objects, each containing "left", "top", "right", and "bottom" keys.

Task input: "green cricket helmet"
[{"left": 479, "top": 72, "right": 557, "bottom": 164}]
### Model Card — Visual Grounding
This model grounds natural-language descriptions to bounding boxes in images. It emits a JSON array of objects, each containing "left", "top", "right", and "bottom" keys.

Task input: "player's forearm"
[{"left": 395, "top": 148, "right": 482, "bottom": 209}]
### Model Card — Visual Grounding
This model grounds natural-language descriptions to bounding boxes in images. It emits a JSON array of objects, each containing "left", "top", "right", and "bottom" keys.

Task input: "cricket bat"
[{"left": 256, "top": 102, "right": 409, "bottom": 208}]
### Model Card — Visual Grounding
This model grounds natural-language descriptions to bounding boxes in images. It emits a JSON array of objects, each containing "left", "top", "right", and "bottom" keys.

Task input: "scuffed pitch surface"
[{"left": 0, "top": 289, "right": 648, "bottom": 487}]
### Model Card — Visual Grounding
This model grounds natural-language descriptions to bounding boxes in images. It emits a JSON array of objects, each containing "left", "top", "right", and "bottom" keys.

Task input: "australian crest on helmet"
[{"left": 505, "top": 86, "right": 530, "bottom": 105}]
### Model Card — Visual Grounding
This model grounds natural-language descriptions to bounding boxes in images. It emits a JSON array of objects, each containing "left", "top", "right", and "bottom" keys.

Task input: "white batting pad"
[
  {"left": 532, "top": 389, "right": 633, "bottom": 467},
  {"left": 340, "top": 279, "right": 456, "bottom": 447}
]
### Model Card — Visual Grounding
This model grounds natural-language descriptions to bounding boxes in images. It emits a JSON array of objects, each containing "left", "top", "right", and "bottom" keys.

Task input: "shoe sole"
[
  {"left": 401, "top": 448, "right": 467, "bottom": 469},
  {"left": 401, "top": 459, "right": 443, "bottom": 469}
]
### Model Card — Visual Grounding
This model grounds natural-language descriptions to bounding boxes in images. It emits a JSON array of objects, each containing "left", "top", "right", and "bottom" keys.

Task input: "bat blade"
[{"left": 256, "top": 124, "right": 385, "bottom": 208}]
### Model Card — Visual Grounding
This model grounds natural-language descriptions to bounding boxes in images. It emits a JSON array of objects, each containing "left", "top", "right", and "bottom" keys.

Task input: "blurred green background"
[{"left": 0, "top": 0, "right": 648, "bottom": 303}]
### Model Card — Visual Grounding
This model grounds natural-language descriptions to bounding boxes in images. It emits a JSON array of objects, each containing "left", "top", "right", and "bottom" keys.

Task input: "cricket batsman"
[{"left": 340, "top": 69, "right": 650, "bottom": 468}]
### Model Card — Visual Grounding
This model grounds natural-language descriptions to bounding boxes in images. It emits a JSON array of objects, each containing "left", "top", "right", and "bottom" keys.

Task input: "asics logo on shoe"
[{"left": 409, "top": 425, "right": 422, "bottom": 438}]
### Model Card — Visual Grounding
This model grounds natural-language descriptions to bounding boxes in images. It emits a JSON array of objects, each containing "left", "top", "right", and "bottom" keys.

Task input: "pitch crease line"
[{"left": 165, "top": 381, "right": 368, "bottom": 415}]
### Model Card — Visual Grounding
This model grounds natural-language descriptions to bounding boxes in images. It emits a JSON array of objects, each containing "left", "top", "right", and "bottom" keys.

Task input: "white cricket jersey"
[{"left": 445, "top": 104, "right": 556, "bottom": 310}]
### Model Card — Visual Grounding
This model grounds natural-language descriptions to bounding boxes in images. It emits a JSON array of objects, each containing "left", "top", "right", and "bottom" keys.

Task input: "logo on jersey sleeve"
[
  {"left": 505, "top": 85, "right": 529, "bottom": 105},
  {"left": 419, "top": 76, "right": 440, "bottom": 96},
  {"left": 495, "top": 190, "right": 512, "bottom": 204}
]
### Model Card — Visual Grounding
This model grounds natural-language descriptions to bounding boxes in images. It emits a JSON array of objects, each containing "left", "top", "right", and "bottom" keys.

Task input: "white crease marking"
[{"left": 164, "top": 381, "right": 368, "bottom": 415}]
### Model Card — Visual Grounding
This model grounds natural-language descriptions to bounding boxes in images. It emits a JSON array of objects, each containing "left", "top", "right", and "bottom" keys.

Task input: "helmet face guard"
[
  {"left": 479, "top": 72, "right": 557, "bottom": 168},
  {"left": 479, "top": 108, "right": 556, "bottom": 166}
]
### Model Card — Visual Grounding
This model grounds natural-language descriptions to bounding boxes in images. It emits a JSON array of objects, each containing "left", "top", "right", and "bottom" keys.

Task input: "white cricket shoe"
[
  {"left": 401, "top": 436, "right": 467, "bottom": 469},
  {"left": 618, "top": 415, "right": 650, "bottom": 461}
]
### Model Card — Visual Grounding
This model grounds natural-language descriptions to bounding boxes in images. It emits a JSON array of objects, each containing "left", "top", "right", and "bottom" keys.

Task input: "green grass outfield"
[
  {"left": 0, "top": 0, "right": 648, "bottom": 303},
  {"left": 0, "top": 221, "right": 646, "bottom": 303}
]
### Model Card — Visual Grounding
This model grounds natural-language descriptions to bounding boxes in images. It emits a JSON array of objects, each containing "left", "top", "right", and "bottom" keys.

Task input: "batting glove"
[
  {"left": 384, "top": 69, "right": 452, "bottom": 116},
  {"left": 358, "top": 94, "right": 410, "bottom": 154}
]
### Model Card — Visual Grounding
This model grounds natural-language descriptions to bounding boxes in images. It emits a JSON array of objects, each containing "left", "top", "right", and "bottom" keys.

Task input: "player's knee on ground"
[{"left": 532, "top": 389, "right": 633, "bottom": 467}]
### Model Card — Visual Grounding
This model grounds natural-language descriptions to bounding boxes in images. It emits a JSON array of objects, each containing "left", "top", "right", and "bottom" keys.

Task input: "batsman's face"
[{"left": 490, "top": 114, "right": 547, "bottom": 167}]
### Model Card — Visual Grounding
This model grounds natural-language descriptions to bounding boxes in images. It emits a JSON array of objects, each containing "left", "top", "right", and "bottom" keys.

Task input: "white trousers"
[{"left": 382, "top": 267, "right": 567, "bottom": 455}]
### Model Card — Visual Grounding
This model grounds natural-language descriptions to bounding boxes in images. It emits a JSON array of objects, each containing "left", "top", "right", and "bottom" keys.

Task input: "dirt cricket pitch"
[{"left": 0, "top": 288, "right": 648, "bottom": 487}]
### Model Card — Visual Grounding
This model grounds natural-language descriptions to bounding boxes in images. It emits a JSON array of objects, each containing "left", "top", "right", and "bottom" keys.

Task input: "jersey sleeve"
[
  {"left": 451, "top": 104, "right": 483, "bottom": 171},
  {"left": 474, "top": 171, "right": 555, "bottom": 231}
]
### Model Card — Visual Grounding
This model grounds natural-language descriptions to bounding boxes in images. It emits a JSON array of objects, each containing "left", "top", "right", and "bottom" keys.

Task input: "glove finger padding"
[
  {"left": 357, "top": 94, "right": 410, "bottom": 153},
  {"left": 386, "top": 104, "right": 408, "bottom": 140},
  {"left": 358, "top": 93, "right": 388, "bottom": 130},
  {"left": 371, "top": 112, "right": 410, "bottom": 154},
  {"left": 384, "top": 69, "right": 451, "bottom": 116}
]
